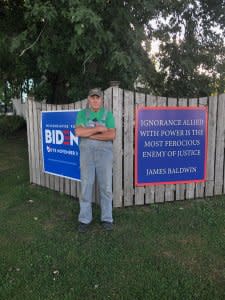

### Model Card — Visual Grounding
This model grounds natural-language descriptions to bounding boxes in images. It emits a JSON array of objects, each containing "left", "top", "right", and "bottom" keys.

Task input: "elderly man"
[{"left": 75, "top": 88, "right": 116, "bottom": 232}]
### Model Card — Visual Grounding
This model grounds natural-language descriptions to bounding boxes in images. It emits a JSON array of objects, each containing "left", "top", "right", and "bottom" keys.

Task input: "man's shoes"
[
  {"left": 102, "top": 221, "right": 113, "bottom": 231},
  {"left": 78, "top": 222, "right": 89, "bottom": 233}
]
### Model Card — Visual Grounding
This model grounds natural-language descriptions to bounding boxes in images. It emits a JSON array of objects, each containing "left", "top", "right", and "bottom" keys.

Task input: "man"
[{"left": 75, "top": 88, "right": 116, "bottom": 232}]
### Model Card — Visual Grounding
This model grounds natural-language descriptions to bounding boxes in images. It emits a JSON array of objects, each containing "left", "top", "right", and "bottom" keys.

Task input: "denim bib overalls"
[{"left": 78, "top": 109, "right": 113, "bottom": 224}]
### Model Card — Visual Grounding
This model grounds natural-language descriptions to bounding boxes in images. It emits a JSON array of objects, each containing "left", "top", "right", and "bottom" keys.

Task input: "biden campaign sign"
[
  {"left": 41, "top": 110, "right": 80, "bottom": 181},
  {"left": 135, "top": 107, "right": 208, "bottom": 186}
]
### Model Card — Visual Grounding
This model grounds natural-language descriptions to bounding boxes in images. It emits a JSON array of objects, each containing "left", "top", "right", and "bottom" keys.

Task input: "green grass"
[{"left": 0, "top": 129, "right": 225, "bottom": 299}]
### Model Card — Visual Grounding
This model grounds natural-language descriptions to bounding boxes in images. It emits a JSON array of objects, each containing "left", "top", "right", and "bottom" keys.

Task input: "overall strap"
[
  {"left": 85, "top": 108, "right": 91, "bottom": 120},
  {"left": 101, "top": 109, "right": 108, "bottom": 121}
]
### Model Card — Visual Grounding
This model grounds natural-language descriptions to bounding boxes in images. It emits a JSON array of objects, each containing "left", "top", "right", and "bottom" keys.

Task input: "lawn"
[{"left": 0, "top": 129, "right": 225, "bottom": 299}]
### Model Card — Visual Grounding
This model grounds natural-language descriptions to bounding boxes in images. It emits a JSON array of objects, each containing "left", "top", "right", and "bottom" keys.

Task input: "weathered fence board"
[
  {"left": 49, "top": 104, "right": 57, "bottom": 191},
  {"left": 215, "top": 94, "right": 225, "bottom": 194},
  {"left": 145, "top": 94, "right": 157, "bottom": 204},
  {"left": 74, "top": 100, "right": 82, "bottom": 199},
  {"left": 103, "top": 87, "right": 112, "bottom": 111},
  {"left": 195, "top": 97, "right": 208, "bottom": 198},
  {"left": 26, "top": 99, "right": 33, "bottom": 184},
  {"left": 40, "top": 102, "right": 46, "bottom": 188},
  {"left": 124, "top": 90, "right": 134, "bottom": 206},
  {"left": 165, "top": 97, "right": 177, "bottom": 202},
  {"left": 135, "top": 92, "right": 146, "bottom": 205},
  {"left": 25, "top": 87, "right": 225, "bottom": 207},
  {"left": 186, "top": 98, "right": 198, "bottom": 200},
  {"left": 112, "top": 86, "right": 123, "bottom": 207},
  {"left": 54, "top": 104, "right": 62, "bottom": 193},
  {"left": 155, "top": 96, "right": 167, "bottom": 203},
  {"left": 205, "top": 95, "right": 217, "bottom": 197},
  {"left": 175, "top": 98, "right": 187, "bottom": 201},
  {"left": 69, "top": 102, "right": 77, "bottom": 198}
]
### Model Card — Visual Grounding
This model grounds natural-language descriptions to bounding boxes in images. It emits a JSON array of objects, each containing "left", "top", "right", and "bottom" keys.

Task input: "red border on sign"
[{"left": 135, "top": 106, "right": 208, "bottom": 186}]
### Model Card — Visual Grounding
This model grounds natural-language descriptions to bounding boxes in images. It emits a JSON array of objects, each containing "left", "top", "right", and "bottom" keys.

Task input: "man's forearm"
[
  {"left": 75, "top": 126, "right": 100, "bottom": 137},
  {"left": 90, "top": 129, "right": 116, "bottom": 141}
]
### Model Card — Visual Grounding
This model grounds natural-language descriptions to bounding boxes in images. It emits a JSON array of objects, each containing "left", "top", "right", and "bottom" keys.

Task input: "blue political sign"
[
  {"left": 135, "top": 107, "right": 208, "bottom": 186},
  {"left": 41, "top": 110, "right": 80, "bottom": 181}
]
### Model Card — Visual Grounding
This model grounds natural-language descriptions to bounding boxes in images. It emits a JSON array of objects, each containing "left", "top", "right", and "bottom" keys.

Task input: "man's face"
[{"left": 88, "top": 95, "right": 102, "bottom": 112}]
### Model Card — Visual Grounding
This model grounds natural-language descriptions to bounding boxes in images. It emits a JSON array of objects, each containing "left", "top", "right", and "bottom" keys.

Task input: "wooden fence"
[{"left": 26, "top": 86, "right": 225, "bottom": 207}]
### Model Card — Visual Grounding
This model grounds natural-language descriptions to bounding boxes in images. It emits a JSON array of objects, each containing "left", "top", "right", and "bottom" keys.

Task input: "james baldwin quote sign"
[{"left": 135, "top": 107, "right": 208, "bottom": 186}]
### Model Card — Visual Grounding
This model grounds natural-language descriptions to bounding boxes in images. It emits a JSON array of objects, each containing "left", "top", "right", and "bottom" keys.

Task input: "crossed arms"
[{"left": 75, "top": 125, "right": 116, "bottom": 141}]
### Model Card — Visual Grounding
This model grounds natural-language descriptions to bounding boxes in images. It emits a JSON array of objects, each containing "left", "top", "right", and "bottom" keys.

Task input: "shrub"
[{"left": 0, "top": 115, "right": 26, "bottom": 137}]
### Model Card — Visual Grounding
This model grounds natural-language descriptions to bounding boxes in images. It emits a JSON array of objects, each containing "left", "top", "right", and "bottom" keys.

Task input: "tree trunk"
[{"left": 46, "top": 73, "right": 68, "bottom": 104}]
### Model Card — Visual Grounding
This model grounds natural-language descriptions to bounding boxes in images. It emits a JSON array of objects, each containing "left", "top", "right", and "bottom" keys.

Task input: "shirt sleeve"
[
  {"left": 75, "top": 110, "right": 85, "bottom": 127},
  {"left": 106, "top": 111, "right": 115, "bottom": 129}
]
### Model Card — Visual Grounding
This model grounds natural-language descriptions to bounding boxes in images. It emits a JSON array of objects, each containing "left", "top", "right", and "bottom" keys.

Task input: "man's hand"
[
  {"left": 89, "top": 128, "right": 116, "bottom": 141},
  {"left": 76, "top": 125, "right": 108, "bottom": 137},
  {"left": 95, "top": 125, "right": 108, "bottom": 133}
]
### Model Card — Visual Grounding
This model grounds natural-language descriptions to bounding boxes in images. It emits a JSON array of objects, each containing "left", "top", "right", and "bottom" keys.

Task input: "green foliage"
[
  {"left": 0, "top": 115, "right": 26, "bottom": 137},
  {"left": 152, "top": 0, "right": 225, "bottom": 97},
  {"left": 0, "top": 0, "right": 158, "bottom": 102},
  {"left": 0, "top": 0, "right": 225, "bottom": 101}
]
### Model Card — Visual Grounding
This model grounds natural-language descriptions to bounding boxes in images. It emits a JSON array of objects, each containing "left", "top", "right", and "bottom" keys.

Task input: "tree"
[
  {"left": 151, "top": 0, "right": 225, "bottom": 97},
  {"left": 1, "top": 0, "right": 225, "bottom": 102},
  {"left": 1, "top": 0, "right": 159, "bottom": 103}
]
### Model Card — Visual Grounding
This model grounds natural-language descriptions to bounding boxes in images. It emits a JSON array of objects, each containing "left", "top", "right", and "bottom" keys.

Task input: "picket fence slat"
[
  {"left": 215, "top": 94, "right": 225, "bottom": 194},
  {"left": 154, "top": 96, "right": 167, "bottom": 203},
  {"left": 33, "top": 99, "right": 39, "bottom": 185},
  {"left": 69, "top": 102, "right": 78, "bottom": 198},
  {"left": 103, "top": 87, "right": 113, "bottom": 111},
  {"left": 135, "top": 92, "right": 145, "bottom": 205},
  {"left": 186, "top": 98, "right": 198, "bottom": 200},
  {"left": 175, "top": 98, "right": 187, "bottom": 201},
  {"left": 112, "top": 86, "right": 123, "bottom": 207},
  {"left": 27, "top": 99, "right": 34, "bottom": 183},
  {"left": 74, "top": 100, "right": 82, "bottom": 199},
  {"left": 145, "top": 95, "right": 157, "bottom": 204},
  {"left": 42, "top": 104, "right": 50, "bottom": 188},
  {"left": 48, "top": 104, "right": 57, "bottom": 191},
  {"left": 205, "top": 95, "right": 217, "bottom": 196},
  {"left": 40, "top": 103, "right": 48, "bottom": 188},
  {"left": 165, "top": 97, "right": 177, "bottom": 202},
  {"left": 54, "top": 104, "right": 62, "bottom": 193},
  {"left": 123, "top": 90, "right": 134, "bottom": 206},
  {"left": 195, "top": 97, "right": 208, "bottom": 198}
]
